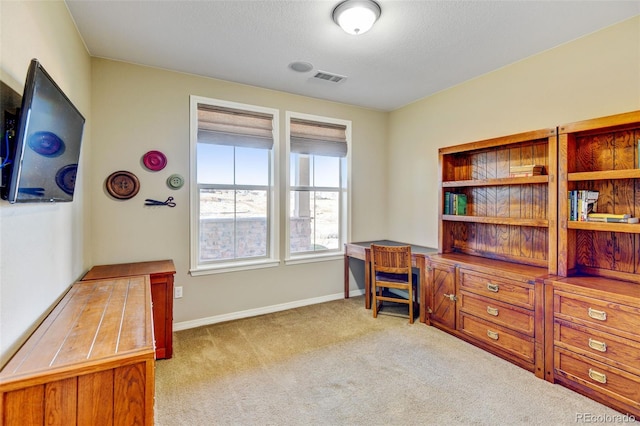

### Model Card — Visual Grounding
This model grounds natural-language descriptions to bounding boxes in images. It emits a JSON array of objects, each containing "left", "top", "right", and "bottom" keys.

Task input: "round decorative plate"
[
  {"left": 142, "top": 150, "right": 167, "bottom": 171},
  {"left": 167, "top": 173, "right": 184, "bottom": 190},
  {"left": 28, "top": 131, "right": 65, "bottom": 157},
  {"left": 105, "top": 170, "right": 140, "bottom": 200},
  {"left": 55, "top": 164, "right": 78, "bottom": 195}
]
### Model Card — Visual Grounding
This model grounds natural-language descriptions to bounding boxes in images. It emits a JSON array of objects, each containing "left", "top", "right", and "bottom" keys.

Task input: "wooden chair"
[{"left": 371, "top": 244, "right": 418, "bottom": 324}]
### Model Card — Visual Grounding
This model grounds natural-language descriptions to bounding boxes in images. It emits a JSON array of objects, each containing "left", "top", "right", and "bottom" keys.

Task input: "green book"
[{"left": 455, "top": 194, "right": 467, "bottom": 215}]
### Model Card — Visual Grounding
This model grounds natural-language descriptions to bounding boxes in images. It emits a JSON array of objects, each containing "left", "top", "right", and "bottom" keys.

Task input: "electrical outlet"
[{"left": 174, "top": 286, "right": 183, "bottom": 299}]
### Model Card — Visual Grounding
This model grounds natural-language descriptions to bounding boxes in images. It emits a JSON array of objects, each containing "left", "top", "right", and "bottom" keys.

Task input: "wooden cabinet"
[
  {"left": 0, "top": 276, "right": 155, "bottom": 425},
  {"left": 546, "top": 110, "right": 640, "bottom": 416},
  {"left": 431, "top": 129, "right": 556, "bottom": 378},
  {"left": 426, "top": 253, "right": 546, "bottom": 377},
  {"left": 82, "top": 259, "right": 176, "bottom": 359},
  {"left": 426, "top": 256, "right": 456, "bottom": 329},
  {"left": 546, "top": 276, "right": 640, "bottom": 417}
]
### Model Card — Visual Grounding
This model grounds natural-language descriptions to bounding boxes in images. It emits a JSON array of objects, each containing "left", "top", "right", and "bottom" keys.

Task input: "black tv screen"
[{"left": 4, "top": 59, "right": 85, "bottom": 203}]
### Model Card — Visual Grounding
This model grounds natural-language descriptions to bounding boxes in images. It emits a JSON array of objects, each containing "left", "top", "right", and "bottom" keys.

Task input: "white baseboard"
[{"left": 173, "top": 288, "right": 365, "bottom": 331}]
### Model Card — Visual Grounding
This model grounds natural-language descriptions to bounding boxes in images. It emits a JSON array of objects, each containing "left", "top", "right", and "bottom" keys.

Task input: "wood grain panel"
[
  {"left": 44, "top": 377, "right": 77, "bottom": 425},
  {"left": 614, "top": 130, "right": 636, "bottom": 170},
  {"left": 114, "top": 363, "right": 146, "bottom": 425},
  {"left": 78, "top": 369, "right": 114, "bottom": 426},
  {"left": 2, "top": 386, "right": 44, "bottom": 425}
]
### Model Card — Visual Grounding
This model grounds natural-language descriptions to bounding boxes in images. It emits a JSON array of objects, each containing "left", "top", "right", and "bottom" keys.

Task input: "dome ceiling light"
[{"left": 332, "top": 0, "right": 381, "bottom": 35}]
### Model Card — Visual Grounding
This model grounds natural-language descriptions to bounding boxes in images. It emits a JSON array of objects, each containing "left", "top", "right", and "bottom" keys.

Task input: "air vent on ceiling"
[{"left": 313, "top": 71, "right": 347, "bottom": 83}]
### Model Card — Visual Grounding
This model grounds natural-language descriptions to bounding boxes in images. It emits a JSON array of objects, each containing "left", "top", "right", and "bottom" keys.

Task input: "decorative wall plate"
[
  {"left": 167, "top": 174, "right": 184, "bottom": 189},
  {"left": 143, "top": 150, "right": 167, "bottom": 171},
  {"left": 105, "top": 170, "right": 140, "bottom": 199}
]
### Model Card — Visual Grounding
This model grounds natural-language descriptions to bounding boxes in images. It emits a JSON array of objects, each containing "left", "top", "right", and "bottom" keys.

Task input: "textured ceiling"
[{"left": 66, "top": 1, "right": 640, "bottom": 111}]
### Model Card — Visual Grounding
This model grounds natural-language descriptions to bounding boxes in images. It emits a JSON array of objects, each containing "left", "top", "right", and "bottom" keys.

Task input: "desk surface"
[{"left": 347, "top": 240, "right": 438, "bottom": 256}]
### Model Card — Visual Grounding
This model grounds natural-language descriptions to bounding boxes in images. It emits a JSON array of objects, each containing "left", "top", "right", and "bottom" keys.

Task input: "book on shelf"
[
  {"left": 586, "top": 214, "right": 639, "bottom": 224},
  {"left": 444, "top": 191, "right": 467, "bottom": 215},
  {"left": 587, "top": 213, "right": 630, "bottom": 219},
  {"left": 509, "top": 164, "right": 544, "bottom": 177},
  {"left": 568, "top": 190, "right": 599, "bottom": 221}
]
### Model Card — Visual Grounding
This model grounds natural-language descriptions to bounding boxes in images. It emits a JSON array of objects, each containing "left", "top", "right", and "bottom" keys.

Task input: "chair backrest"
[{"left": 371, "top": 244, "right": 412, "bottom": 275}]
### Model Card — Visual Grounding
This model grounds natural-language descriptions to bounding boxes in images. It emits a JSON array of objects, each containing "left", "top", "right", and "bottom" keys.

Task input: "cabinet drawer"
[
  {"left": 554, "top": 320, "right": 640, "bottom": 377},
  {"left": 555, "top": 347, "right": 640, "bottom": 411},
  {"left": 460, "top": 291, "right": 535, "bottom": 336},
  {"left": 459, "top": 270, "right": 535, "bottom": 309},
  {"left": 554, "top": 291, "right": 640, "bottom": 338},
  {"left": 459, "top": 313, "right": 535, "bottom": 364}
]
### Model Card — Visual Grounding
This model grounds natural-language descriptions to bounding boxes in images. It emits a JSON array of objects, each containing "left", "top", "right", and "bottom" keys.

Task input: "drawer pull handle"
[
  {"left": 444, "top": 293, "right": 457, "bottom": 302},
  {"left": 588, "top": 368, "right": 607, "bottom": 384},
  {"left": 588, "top": 338, "right": 607, "bottom": 353},
  {"left": 487, "top": 330, "right": 499, "bottom": 340},
  {"left": 486, "top": 306, "right": 499, "bottom": 316},
  {"left": 486, "top": 283, "right": 499, "bottom": 293},
  {"left": 588, "top": 308, "right": 607, "bottom": 321}
]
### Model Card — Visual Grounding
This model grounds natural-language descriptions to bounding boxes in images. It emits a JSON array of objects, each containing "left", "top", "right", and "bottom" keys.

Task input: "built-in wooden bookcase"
[
  {"left": 557, "top": 110, "right": 640, "bottom": 282},
  {"left": 438, "top": 128, "right": 558, "bottom": 273}
]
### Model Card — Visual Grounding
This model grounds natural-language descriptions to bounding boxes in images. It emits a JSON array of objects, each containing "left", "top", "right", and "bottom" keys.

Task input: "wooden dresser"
[
  {"left": 427, "top": 253, "right": 546, "bottom": 378},
  {"left": 82, "top": 259, "right": 175, "bottom": 359},
  {"left": 0, "top": 276, "right": 155, "bottom": 425},
  {"left": 545, "top": 276, "right": 640, "bottom": 418}
]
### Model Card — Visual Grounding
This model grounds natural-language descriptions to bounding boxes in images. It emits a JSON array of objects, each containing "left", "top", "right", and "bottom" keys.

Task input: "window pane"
[
  {"left": 313, "top": 156, "right": 340, "bottom": 187},
  {"left": 236, "top": 147, "right": 269, "bottom": 185},
  {"left": 235, "top": 189, "right": 268, "bottom": 258},
  {"left": 290, "top": 190, "right": 339, "bottom": 253},
  {"left": 197, "top": 143, "right": 233, "bottom": 184},
  {"left": 199, "top": 188, "right": 268, "bottom": 261},
  {"left": 200, "top": 188, "right": 235, "bottom": 261}
]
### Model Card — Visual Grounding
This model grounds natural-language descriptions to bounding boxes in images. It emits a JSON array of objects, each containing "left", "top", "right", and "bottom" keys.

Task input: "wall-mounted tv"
[{"left": 1, "top": 59, "right": 85, "bottom": 203}]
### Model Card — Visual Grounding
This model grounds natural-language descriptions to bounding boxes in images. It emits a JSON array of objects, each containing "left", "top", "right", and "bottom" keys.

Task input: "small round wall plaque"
[
  {"left": 105, "top": 170, "right": 140, "bottom": 200},
  {"left": 167, "top": 174, "right": 184, "bottom": 190},
  {"left": 142, "top": 150, "right": 167, "bottom": 171}
]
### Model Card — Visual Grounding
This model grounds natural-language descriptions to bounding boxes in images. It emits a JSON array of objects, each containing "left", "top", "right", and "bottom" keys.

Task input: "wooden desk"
[
  {"left": 82, "top": 259, "right": 176, "bottom": 359},
  {"left": 344, "top": 240, "right": 437, "bottom": 320},
  {"left": 0, "top": 276, "right": 155, "bottom": 425}
]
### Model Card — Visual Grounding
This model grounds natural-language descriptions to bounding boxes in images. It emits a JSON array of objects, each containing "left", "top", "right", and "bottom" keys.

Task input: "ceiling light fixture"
[{"left": 332, "top": 0, "right": 381, "bottom": 35}]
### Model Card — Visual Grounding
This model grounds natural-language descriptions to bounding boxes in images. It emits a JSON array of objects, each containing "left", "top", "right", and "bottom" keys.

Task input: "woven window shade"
[
  {"left": 198, "top": 104, "right": 274, "bottom": 149},
  {"left": 290, "top": 119, "right": 347, "bottom": 157}
]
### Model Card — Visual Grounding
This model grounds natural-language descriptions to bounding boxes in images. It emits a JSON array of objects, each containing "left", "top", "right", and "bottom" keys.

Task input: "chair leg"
[
  {"left": 372, "top": 286, "right": 378, "bottom": 318},
  {"left": 408, "top": 287, "right": 414, "bottom": 324}
]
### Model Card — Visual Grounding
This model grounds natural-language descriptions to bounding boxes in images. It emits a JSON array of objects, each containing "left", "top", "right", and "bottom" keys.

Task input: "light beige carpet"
[{"left": 155, "top": 296, "right": 624, "bottom": 425}]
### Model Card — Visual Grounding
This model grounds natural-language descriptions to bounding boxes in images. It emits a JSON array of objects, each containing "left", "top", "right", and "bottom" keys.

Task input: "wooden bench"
[{"left": 0, "top": 275, "right": 155, "bottom": 425}]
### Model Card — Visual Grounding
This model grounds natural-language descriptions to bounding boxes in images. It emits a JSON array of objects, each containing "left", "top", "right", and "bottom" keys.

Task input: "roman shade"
[
  {"left": 290, "top": 118, "right": 348, "bottom": 157},
  {"left": 198, "top": 104, "right": 274, "bottom": 149}
]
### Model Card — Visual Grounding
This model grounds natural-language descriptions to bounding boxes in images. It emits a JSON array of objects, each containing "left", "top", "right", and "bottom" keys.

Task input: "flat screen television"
[{"left": 1, "top": 59, "right": 85, "bottom": 203}]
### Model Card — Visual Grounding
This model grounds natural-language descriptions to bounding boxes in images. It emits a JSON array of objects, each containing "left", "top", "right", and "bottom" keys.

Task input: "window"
[
  {"left": 190, "top": 96, "right": 279, "bottom": 274},
  {"left": 286, "top": 113, "right": 350, "bottom": 261}
]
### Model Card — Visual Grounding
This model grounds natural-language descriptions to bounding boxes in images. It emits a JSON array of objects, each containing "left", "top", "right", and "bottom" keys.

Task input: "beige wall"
[
  {"left": 388, "top": 16, "right": 640, "bottom": 248},
  {"left": 0, "top": 1, "right": 92, "bottom": 365},
  {"left": 90, "top": 59, "right": 388, "bottom": 326}
]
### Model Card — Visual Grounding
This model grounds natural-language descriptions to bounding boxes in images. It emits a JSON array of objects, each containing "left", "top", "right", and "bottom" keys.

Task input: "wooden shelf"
[
  {"left": 557, "top": 110, "right": 640, "bottom": 280},
  {"left": 439, "top": 128, "right": 556, "bottom": 270},
  {"left": 443, "top": 215, "right": 549, "bottom": 227},
  {"left": 568, "top": 169, "right": 640, "bottom": 181},
  {"left": 443, "top": 175, "right": 549, "bottom": 187},
  {"left": 567, "top": 221, "right": 640, "bottom": 233}
]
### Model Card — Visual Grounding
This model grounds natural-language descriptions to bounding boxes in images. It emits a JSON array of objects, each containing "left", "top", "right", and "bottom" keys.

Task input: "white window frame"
[
  {"left": 285, "top": 111, "right": 351, "bottom": 265},
  {"left": 189, "top": 95, "right": 280, "bottom": 275}
]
